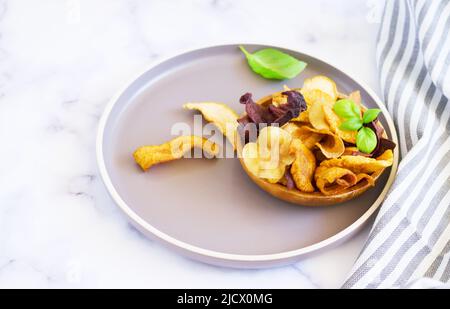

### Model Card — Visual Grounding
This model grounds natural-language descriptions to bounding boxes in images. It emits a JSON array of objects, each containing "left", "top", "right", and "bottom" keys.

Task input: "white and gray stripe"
[{"left": 343, "top": 0, "right": 450, "bottom": 288}]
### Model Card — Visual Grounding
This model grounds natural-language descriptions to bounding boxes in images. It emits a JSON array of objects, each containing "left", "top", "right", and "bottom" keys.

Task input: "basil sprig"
[
  {"left": 333, "top": 99, "right": 381, "bottom": 154},
  {"left": 239, "top": 46, "right": 307, "bottom": 80}
]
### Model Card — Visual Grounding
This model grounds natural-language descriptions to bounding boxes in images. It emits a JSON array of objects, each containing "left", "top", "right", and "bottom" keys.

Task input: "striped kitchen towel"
[{"left": 343, "top": 0, "right": 450, "bottom": 288}]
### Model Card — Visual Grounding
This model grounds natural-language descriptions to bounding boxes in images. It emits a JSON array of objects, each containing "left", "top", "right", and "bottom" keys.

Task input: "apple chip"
[
  {"left": 183, "top": 102, "right": 239, "bottom": 149},
  {"left": 302, "top": 75, "right": 338, "bottom": 102},
  {"left": 133, "top": 136, "right": 219, "bottom": 171},
  {"left": 242, "top": 127, "right": 295, "bottom": 183},
  {"left": 320, "top": 150, "right": 393, "bottom": 174},
  {"left": 290, "top": 139, "right": 316, "bottom": 192}
]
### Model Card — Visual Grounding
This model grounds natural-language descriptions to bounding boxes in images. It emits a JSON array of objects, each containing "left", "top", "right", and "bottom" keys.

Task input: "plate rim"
[{"left": 96, "top": 42, "right": 399, "bottom": 265}]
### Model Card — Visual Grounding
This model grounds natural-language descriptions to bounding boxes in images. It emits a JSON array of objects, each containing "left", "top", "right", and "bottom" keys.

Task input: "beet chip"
[
  {"left": 237, "top": 91, "right": 307, "bottom": 143},
  {"left": 366, "top": 120, "right": 396, "bottom": 157}
]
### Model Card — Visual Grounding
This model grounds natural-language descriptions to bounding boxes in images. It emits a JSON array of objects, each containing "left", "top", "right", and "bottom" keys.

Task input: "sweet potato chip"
[
  {"left": 315, "top": 166, "right": 356, "bottom": 195},
  {"left": 133, "top": 136, "right": 219, "bottom": 171},
  {"left": 356, "top": 173, "right": 375, "bottom": 187},
  {"left": 302, "top": 75, "right": 338, "bottom": 102},
  {"left": 242, "top": 127, "right": 295, "bottom": 183},
  {"left": 183, "top": 102, "right": 239, "bottom": 149},
  {"left": 320, "top": 150, "right": 393, "bottom": 174},
  {"left": 315, "top": 132, "right": 345, "bottom": 159},
  {"left": 290, "top": 139, "right": 316, "bottom": 192},
  {"left": 315, "top": 166, "right": 375, "bottom": 195}
]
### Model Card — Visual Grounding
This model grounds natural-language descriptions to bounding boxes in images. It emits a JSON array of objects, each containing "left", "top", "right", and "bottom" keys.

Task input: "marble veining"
[{"left": 0, "top": 0, "right": 382, "bottom": 288}]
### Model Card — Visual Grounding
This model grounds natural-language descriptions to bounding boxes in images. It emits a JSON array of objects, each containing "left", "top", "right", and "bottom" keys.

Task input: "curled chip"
[
  {"left": 290, "top": 139, "right": 316, "bottom": 192},
  {"left": 302, "top": 75, "right": 338, "bottom": 102},
  {"left": 133, "top": 136, "right": 219, "bottom": 171},
  {"left": 356, "top": 173, "right": 375, "bottom": 187},
  {"left": 183, "top": 102, "right": 239, "bottom": 149},
  {"left": 242, "top": 126, "right": 295, "bottom": 183},
  {"left": 302, "top": 89, "right": 334, "bottom": 131},
  {"left": 296, "top": 126, "right": 345, "bottom": 158},
  {"left": 314, "top": 166, "right": 374, "bottom": 195},
  {"left": 282, "top": 123, "right": 345, "bottom": 158},
  {"left": 290, "top": 124, "right": 322, "bottom": 149},
  {"left": 320, "top": 149, "right": 393, "bottom": 174}
]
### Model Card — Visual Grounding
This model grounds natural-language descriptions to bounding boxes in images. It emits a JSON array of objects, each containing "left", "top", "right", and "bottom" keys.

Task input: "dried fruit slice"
[
  {"left": 356, "top": 173, "right": 375, "bottom": 187},
  {"left": 133, "top": 136, "right": 219, "bottom": 171},
  {"left": 183, "top": 102, "right": 239, "bottom": 149}
]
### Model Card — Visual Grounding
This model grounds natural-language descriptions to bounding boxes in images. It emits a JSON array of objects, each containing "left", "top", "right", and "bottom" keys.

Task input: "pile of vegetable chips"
[
  {"left": 237, "top": 76, "right": 395, "bottom": 195},
  {"left": 134, "top": 75, "right": 395, "bottom": 197}
]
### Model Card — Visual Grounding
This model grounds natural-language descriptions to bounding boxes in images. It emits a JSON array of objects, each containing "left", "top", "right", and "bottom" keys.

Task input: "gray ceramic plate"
[{"left": 97, "top": 44, "right": 399, "bottom": 268}]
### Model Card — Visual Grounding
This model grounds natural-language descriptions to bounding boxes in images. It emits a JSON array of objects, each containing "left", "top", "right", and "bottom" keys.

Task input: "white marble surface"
[{"left": 0, "top": 0, "right": 384, "bottom": 288}]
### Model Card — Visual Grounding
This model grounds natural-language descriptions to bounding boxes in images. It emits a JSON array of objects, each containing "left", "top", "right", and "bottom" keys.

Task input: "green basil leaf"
[
  {"left": 239, "top": 46, "right": 307, "bottom": 80},
  {"left": 356, "top": 127, "right": 377, "bottom": 154},
  {"left": 333, "top": 99, "right": 361, "bottom": 120},
  {"left": 362, "top": 108, "right": 381, "bottom": 124},
  {"left": 339, "top": 118, "right": 363, "bottom": 131}
]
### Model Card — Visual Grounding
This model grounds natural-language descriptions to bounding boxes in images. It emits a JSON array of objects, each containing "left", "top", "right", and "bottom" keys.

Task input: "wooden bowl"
[{"left": 237, "top": 91, "right": 386, "bottom": 207}]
